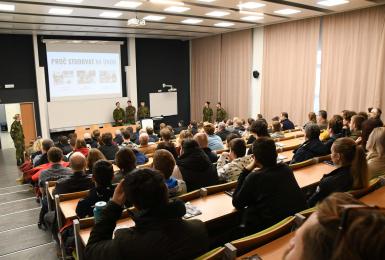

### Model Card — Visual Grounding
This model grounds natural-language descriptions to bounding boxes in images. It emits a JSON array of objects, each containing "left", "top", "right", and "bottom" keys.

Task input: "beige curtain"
[
  {"left": 220, "top": 29, "right": 252, "bottom": 119},
  {"left": 320, "top": 6, "right": 385, "bottom": 115},
  {"left": 261, "top": 18, "right": 320, "bottom": 126},
  {"left": 190, "top": 35, "right": 221, "bottom": 121}
]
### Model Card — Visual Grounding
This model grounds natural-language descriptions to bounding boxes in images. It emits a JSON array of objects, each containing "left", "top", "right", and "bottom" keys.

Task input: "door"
[{"left": 20, "top": 103, "right": 37, "bottom": 147}]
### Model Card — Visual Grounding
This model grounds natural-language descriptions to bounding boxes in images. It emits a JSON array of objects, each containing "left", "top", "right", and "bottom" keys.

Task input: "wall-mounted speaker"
[{"left": 253, "top": 70, "right": 260, "bottom": 79}]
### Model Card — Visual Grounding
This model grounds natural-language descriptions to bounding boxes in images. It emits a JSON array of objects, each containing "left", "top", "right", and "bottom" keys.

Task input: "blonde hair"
[
  {"left": 177, "top": 130, "right": 193, "bottom": 146},
  {"left": 366, "top": 127, "right": 385, "bottom": 157},
  {"left": 32, "top": 138, "right": 43, "bottom": 153}
]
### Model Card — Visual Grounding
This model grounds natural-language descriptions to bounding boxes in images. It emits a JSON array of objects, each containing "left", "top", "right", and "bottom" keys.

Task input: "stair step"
[
  {"left": 0, "top": 208, "right": 40, "bottom": 232},
  {"left": 0, "top": 242, "right": 57, "bottom": 260}
]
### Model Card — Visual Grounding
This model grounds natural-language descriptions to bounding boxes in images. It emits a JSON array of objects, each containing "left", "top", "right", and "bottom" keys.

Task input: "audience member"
[
  {"left": 366, "top": 127, "right": 385, "bottom": 179},
  {"left": 233, "top": 119, "right": 246, "bottom": 135},
  {"left": 98, "top": 133, "right": 119, "bottom": 160},
  {"left": 317, "top": 110, "right": 328, "bottom": 131},
  {"left": 225, "top": 119, "right": 235, "bottom": 133},
  {"left": 308, "top": 138, "right": 368, "bottom": 206},
  {"left": 359, "top": 118, "right": 384, "bottom": 149},
  {"left": 34, "top": 139, "right": 54, "bottom": 167},
  {"left": 349, "top": 115, "right": 365, "bottom": 141},
  {"left": 146, "top": 127, "right": 159, "bottom": 143},
  {"left": 56, "top": 136, "right": 72, "bottom": 155},
  {"left": 113, "top": 148, "right": 137, "bottom": 184},
  {"left": 303, "top": 112, "right": 317, "bottom": 130},
  {"left": 84, "top": 168, "right": 209, "bottom": 259},
  {"left": 216, "top": 122, "right": 231, "bottom": 141},
  {"left": 280, "top": 112, "right": 295, "bottom": 130},
  {"left": 113, "top": 130, "right": 124, "bottom": 146},
  {"left": 357, "top": 111, "right": 369, "bottom": 120},
  {"left": 73, "top": 138, "right": 89, "bottom": 157},
  {"left": 119, "top": 129, "right": 137, "bottom": 149},
  {"left": 31, "top": 138, "right": 43, "bottom": 163},
  {"left": 137, "top": 133, "right": 156, "bottom": 156},
  {"left": 323, "top": 115, "right": 344, "bottom": 152},
  {"left": 188, "top": 121, "right": 198, "bottom": 135},
  {"left": 193, "top": 132, "right": 218, "bottom": 163},
  {"left": 232, "top": 137, "right": 306, "bottom": 234},
  {"left": 84, "top": 133, "right": 98, "bottom": 149},
  {"left": 203, "top": 123, "right": 224, "bottom": 151},
  {"left": 92, "top": 129, "right": 101, "bottom": 145},
  {"left": 270, "top": 121, "right": 284, "bottom": 139},
  {"left": 368, "top": 107, "right": 382, "bottom": 121},
  {"left": 176, "top": 129, "right": 193, "bottom": 156},
  {"left": 86, "top": 148, "right": 106, "bottom": 175},
  {"left": 247, "top": 119, "right": 269, "bottom": 145},
  {"left": 153, "top": 149, "right": 186, "bottom": 197},
  {"left": 342, "top": 110, "right": 356, "bottom": 136},
  {"left": 174, "top": 120, "right": 187, "bottom": 135},
  {"left": 76, "top": 160, "right": 115, "bottom": 218},
  {"left": 156, "top": 128, "right": 178, "bottom": 159}
]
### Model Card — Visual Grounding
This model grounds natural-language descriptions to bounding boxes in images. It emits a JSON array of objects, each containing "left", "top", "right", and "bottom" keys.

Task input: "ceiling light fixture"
[
  {"left": 143, "top": 15, "right": 166, "bottom": 21},
  {"left": 214, "top": 22, "right": 234, "bottom": 27},
  {"left": 206, "top": 11, "right": 230, "bottom": 17},
  {"left": 274, "top": 9, "right": 301, "bottom": 15},
  {"left": 181, "top": 18, "right": 203, "bottom": 24},
  {"left": 0, "top": 3, "right": 15, "bottom": 11},
  {"left": 164, "top": 6, "right": 190, "bottom": 12},
  {"left": 241, "top": 15, "right": 264, "bottom": 21},
  {"left": 238, "top": 2, "right": 265, "bottom": 9},
  {"left": 114, "top": 1, "right": 143, "bottom": 8},
  {"left": 48, "top": 8, "right": 73, "bottom": 15},
  {"left": 99, "top": 11, "right": 123, "bottom": 18},
  {"left": 317, "top": 0, "right": 349, "bottom": 6},
  {"left": 197, "top": 0, "right": 215, "bottom": 2}
]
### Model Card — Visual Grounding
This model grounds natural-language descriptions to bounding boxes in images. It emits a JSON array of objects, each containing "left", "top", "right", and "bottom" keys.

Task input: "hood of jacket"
[{"left": 177, "top": 148, "right": 212, "bottom": 171}]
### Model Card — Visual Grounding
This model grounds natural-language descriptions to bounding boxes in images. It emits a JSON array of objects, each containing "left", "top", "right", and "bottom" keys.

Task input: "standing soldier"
[
  {"left": 125, "top": 100, "right": 136, "bottom": 125},
  {"left": 137, "top": 101, "right": 150, "bottom": 120},
  {"left": 203, "top": 101, "right": 213, "bottom": 123},
  {"left": 113, "top": 102, "right": 125, "bottom": 126},
  {"left": 216, "top": 102, "right": 227, "bottom": 123},
  {"left": 10, "top": 114, "right": 25, "bottom": 166}
]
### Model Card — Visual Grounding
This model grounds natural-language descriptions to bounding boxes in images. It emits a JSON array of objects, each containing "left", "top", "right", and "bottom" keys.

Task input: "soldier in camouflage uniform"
[
  {"left": 216, "top": 102, "right": 227, "bottom": 123},
  {"left": 203, "top": 101, "right": 213, "bottom": 123},
  {"left": 137, "top": 101, "right": 150, "bottom": 120},
  {"left": 125, "top": 100, "right": 136, "bottom": 125},
  {"left": 113, "top": 102, "right": 125, "bottom": 126},
  {"left": 10, "top": 114, "right": 25, "bottom": 166}
]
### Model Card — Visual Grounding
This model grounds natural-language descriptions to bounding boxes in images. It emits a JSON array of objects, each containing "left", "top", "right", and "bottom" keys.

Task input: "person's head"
[
  {"left": 47, "top": 147, "right": 63, "bottom": 163},
  {"left": 13, "top": 114, "right": 21, "bottom": 121},
  {"left": 218, "top": 122, "right": 226, "bottom": 131},
  {"left": 272, "top": 121, "right": 282, "bottom": 133},
  {"left": 205, "top": 101, "right": 210, "bottom": 107},
  {"left": 252, "top": 137, "right": 277, "bottom": 168},
  {"left": 58, "top": 136, "right": 68, "bottom": 146},
  {"left": 283, "top": 193, "right": 385, "bottom": 260},
  {"left": 189, "top": 120, "right": 197, "bottom": 129},
  {"left": 281, "top": 112, "right": 289, "bottom": 120},
  {"left": 115, "top": 148, "right": 136, "bottom": 172},
  {"left": 331, "top": 137, "right": 368, "bottom": 189},
  {"left": 178, "top": 130, "right": 193, "bottom": 146},
  {"left": 92, "top": 160, "right": 114, "bottom": 187},
  {"left": 69, "top": 152, "right": 86, "bottom": 172},
  {"left": 166, "top": 125, "right": 174, "bottom": 133},
  {"left": 247, "top": 118, "right": 255, "bottom": 126},
  {"left": 140, "top": 101, "right": 145, "bottom": 107},
  {"left": 92, "top": 129, "right": 100, "bottom": 139},
  {"left": 366, "top": 127, "right": 385, "bottom": 157},
  {"left": 350, "top": 115, "right": 365, "bottom": 132},
  {"left": 116, "top": 102, "right": 120, "bottom": 108},
  {"left": 33, "top": 138, "right": 43, "bottom": 152},
  {"left": 342, "top": 110, "right": 357, "bottom": 127},
  {"left": 159, "top": 123, "right": 166, "bottom": 129},
  {"left": 69, "top": 136, "right": 77, "bottom": 149},
  {"left": 159, "top": 128, "right": 172, "bottom": 142},
  {"left": 308, "top": 112, "right": 317, "bottom": 123},
  {"left": 226, "top": 119, "right": 233, "bottom": 126},
  {"left": 75, "top": 138, "right": 87, "bottom": 149},
  {"left": 328, "top": 115, "right": 343, "bottom": 135},
  {"left": 139, "top": 133, "right": 149, "bottom": 146},
  {"left": 127, "top": 100, "right": 132, "bottom": 106},
  {"left": 178, "top": 120, "right": 185, "bottom": 127},
  {"left": 193, "top": 132, "right": 208, "bottom": 149},
  {"left": 122, "top": 168, "right": 168, "bottom": 211},
  {"left": 229, "top": 138, "right": 246, "bottom": 161},
  {"left": 115, "top": 129, "right": 121, "bottom": 137},
  {"left": 146, "top": 127, "right": 154, "bottom": 136},
  {"left": 361, "top": 118, "right": 384, "bottom": 149},
  {"left": 83, "top": 133, "right": 91, "bottom": 140},
  {"left": 257, "top": 114, "right": 263, "bottom": 120},
  {"left": 305, "top": 124, "right": 321, "bottom": 140},
  {"left": 250, "top": 119, "right": 269, "bottom": 137},
  {"left": 368, "top": 107, "right": 382, "bottom": 119},
  {"left": 86, "top": 148, "right": 106, "bottom": 169},
  {"left": 235, "top": 119, "right": 243, "bottom": 127},
  {"left": 42, "top": 139, "right": 54, "bottom": 153},
  {"left": 203, "top": 123, "right": 215, "bottom": 136},
  {"left": 216, "top": 102, "right": 221, "bottom": 109},
  {"left": 121, "top": 129, "right": 130, "bottom": 141},
  {"left": 357, "top": 111, "right": 369, "bottom": 120},
  {"left": 317, "top": 110, "right": 327, "bottom": 123},
  {"left": 153, "top": 149, "right": 175, "bottom": 180},
  {"left": 181, "top": 139, "right": 200, "bottom": 155},
  {"left": 226, "top": 133, "right": 239, "bottom": 145},
  {"left": 101, "top": 132, "right": 113, "bottom": 146}
]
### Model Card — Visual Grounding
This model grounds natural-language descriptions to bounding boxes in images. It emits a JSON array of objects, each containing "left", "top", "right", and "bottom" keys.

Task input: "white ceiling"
[{"left": 0, "top": 0, "right": 383, "bottom": 39}]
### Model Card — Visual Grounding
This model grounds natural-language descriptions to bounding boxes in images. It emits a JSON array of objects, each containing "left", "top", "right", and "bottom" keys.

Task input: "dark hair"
[
  {"left": 101, "top": 132, "right": 113, "bottom": 145},
  {"left": 252, "top": 137, "right": 277, "bottom": 167},
  {"left": 92, "top": 160, "right": 114, "bottom": 187},
  {"left": 42, "top": 139, "right": 54, "bottom": 152},
  {"left": 328, "top": 115, "right": 343, "bottom": 134},
  {"left": 217, "top": 102, "right": 221, "bottom": 106},
  {"left": 229, "top": 138, "right": 246, "bottom": 158},
  {"left": 271, "top": 116, "right": 279, "bottom": 121},
  {"left": 205, "top": 101, "right": 210, "bottom": 105},
  {"left": 257, "top": 114, "right": 263, "bottom": 120},
  {"left": 115, "top": 148, "right": 136, "bottom": 172},
  {"left": 178, "top": 120, "right": 185, "bottom": 127},
  {"left": 226, "top": 133, "right": 240, "bottom": 144},
  {"left": 361, "top": 118, "right": 384, "bottom": 149},
  {"left": 342, "top": 110, "right": 357, "bottom": 123},
  {"left": 181, "top": 139, "right": 200, "bottom": 154},
  {"left": 308, "top": 112, "right": 317, "bottom": 123},
  {"left": 116, "top": 102, "right": 120, "bottom": 106},
  {"left": 87, "top": 148, "right": 106, "bottom": 169},
  {"left": 203, "top": 124, "right": 215, "bottom": 135},
  {"left": 281, "top": 112, "right": 289, "bottom": 119},
  {"left": 92, "top": 129, "right": 100, "bottom": 138},
  {"left": 250, "top": 120, "right": 269, "bottom": 137},
  {"left": 121, "top": 129, "right": 130, "bottom": 140},
  {"left": 305, "top": 123, "right": 321, "bottom": 140},
  {"left": 160, "top": 128, "right": 172, "bottom": 141},
  {"left": 272, "top": 121, "right": 281, "bottom": 133},
  {"left": 153, "top": 149, "right": 175, "bottom": 179},
  {"left": 247, "top": 118, "right": 255, "bottom": 126},
  {"left": 190, "top": 121, "right": 197, "bottom": 128},
  {"left": 75, "top": 138, "right": 87, "bottom": 149},
  {"left": 146, "top": 127, "right": 154, "bottom": 135},
  {"left": 58, "top": 136, "right": 68, "bottom": 145},
  {"left": 351, "top": 115, "right": 365, "bottom": 131},
  {"left": 47, "top": 147, "right": 63, "bottom": 163},
  {"left": 318, "top": 110, "right": 327, "bottom": 120},
  {"left": 122, "top": 168, "right": 168, "bottom": 210},
  {"left": 358, "top": 111, "right": 369, "bottom": 120}
]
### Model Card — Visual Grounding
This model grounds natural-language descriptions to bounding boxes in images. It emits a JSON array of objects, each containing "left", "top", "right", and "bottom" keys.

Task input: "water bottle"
[{"left": 93, "top": 201, "right": 107, "bottom": 224}]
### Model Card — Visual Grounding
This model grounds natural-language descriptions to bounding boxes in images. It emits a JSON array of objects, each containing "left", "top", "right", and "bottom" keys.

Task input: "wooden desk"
[
  {"left": 278, "top": 137, "right": 305, "bottom": 148},
  {"left": 284, "top": 131, "right": 304, "bottom": 139},
  {"left": 238, "top": 232, "right": 294, "bottom": 260},
  {"left": 278, "top": 150, "right": 294, "bottom": 163},
  {"left": 75, "top": 125, "right": 137, "bottom": 139},
  {"left": 60, "top": 198, "right": 81, "bottom": 220},
  {"left": 360, "top": 185, "right": 385, "bottom": 207},
  {"left": 294, "top": 162, "right": 335, "bottom": 189}
]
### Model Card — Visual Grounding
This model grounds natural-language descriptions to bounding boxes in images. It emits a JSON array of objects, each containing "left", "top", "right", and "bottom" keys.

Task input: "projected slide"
[{"left": 45, "top": 42, "right": 122, "bottom": 101}]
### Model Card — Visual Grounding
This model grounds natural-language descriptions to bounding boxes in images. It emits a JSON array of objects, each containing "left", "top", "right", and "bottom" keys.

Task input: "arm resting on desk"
[{"left": 232, "top": 169, "right": 254, "bottom": 209}]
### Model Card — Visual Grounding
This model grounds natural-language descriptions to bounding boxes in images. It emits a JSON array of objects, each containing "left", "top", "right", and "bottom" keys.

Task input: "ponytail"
[{"left": 351, "top": 145, "right": 368, "bottom": 189}]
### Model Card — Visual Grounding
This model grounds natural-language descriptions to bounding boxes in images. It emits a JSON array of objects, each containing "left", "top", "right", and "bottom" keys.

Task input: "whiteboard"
[
  {"left": 149, "top": 92, "right": 178, "bottom": 117},
  {"left": 47, "top": 97, "right": 130, "bottom": 130}
]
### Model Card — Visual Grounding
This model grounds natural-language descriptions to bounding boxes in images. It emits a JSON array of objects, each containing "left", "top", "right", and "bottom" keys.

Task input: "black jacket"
[
  {"left": 217, "top": 129, "right": 231, "bottom": 141},
  {"left": 291, "top": 139, "right": 329, "bottom": 164},
  {"left": 85, "top": 138, "right": 98, "bottom": 148},
  {"left": 281, "top": 119, "right": 295, "bottom": 130},
  {"left": 34, "top": 153, "right": 49, "bottom": 167},
  {"left": 232, "top": 163, "right": 307, "bottom": 233},
  {"left": 307, "top": 166, "right": 352, "bottom": 207},
  {"left": 202, "top": 147, "right": 218, "bottom": 163},
  {"left": 76, "top": 185, "right": 115, "bottom": 218},
  {"left": 56, "top": 143, "right": 73, "bottom": 155},
  {"left": 323, "top": 133, "right": 344, "bottom": 153},
  {"left": 177, "top": 148, "right": 219, "bottom": 192},
  {"left": 113, "top": 135, "right": 124, "bottom": 146},
  {"left": 85, "top": 200, "right": 209, "bottom": 260},
  {"left": 53, "top": 171, "right": 94, "bottom": 195},
  {"left": 98, "top": 144, "right": 119, "bottom": 161}
]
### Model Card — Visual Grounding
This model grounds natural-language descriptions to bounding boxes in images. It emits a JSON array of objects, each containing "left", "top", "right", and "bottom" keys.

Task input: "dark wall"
[
  {"left": 0, "top": 34, "right": 41, "bottom": 136},
  {"left": 136, "top": 38, "right": 190, "bottom": 127}
]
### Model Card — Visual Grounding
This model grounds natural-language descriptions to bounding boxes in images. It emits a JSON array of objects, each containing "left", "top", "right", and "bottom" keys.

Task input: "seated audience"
[
  {"left": 84, "top": 133, "right": 98, "bottom": 149},
  {"left": 86, "top": 148, "right": 106, "bottom": 175},
  {"left": 203, "top": 123, "right": 224, "bottom": 151},
  {"left": 146, "top": 127, "right": 159, "bottom": 143},
  {"left": 188, "top": 121, "right": 198, "bottom": 135},
  {"left": 256, "top": 114, "right": 268, "bottom": 126},
  {"left": 323, "top": 115, "right": 344, "bottom": 153},
  {"left": 174, "top": 120, "right": 187, "bottom": 135},
  {"left": 54, "top": 152, "right": 93, "bottom": 195},
  {"left": 153, "top": 149, "right": 186, "bottom": 197},
  {"left": 342, "top": 110, "right": 356, "bottom": 136},
  {"left": 65, "top": 136, "right": 77, "bottom": 159},
  {"left": 98, "top": 133, "right": 119, "bottom": 161},
  {"left": 113, "top": 148, "right": 137, "bottom": 184},
  {"left": 225, "top": 119, "right": 235, "bottom": 133},
  {"left": 156, "top": 128, "right": 178, "bottom": 159},
  {"left": 366, "top": 127, "right": 385, "bottom": 179},
  {"left": 303, "top": 112, "right": 317, "bottom": 130},
  {"left": 233, "top": 119, "right": 246, "bottom": 136},
  {"left": 119, "top": 129, "right": 137, "bottom": 149},
  {"left": 308, "top": 138, "right": 368, "bottom": 207},
  {"left": 232, "top": 137, "right": 307, "bottom": 234},
  {"left": 270, "top": 121, "right": 285, "bottom": 139},
  {"left": 193, "top": 133, "right": 218, "bottom": 163},
  {"left": 92, "top": 129, "right": 101, "bottom": 146},
  {"left": 137, "top": 133, "right": 156, "bottom": 156},
  {"left": 76, "top": 160, "right": 115, "bottom": 218},
  {"left": 368, "top": 107, "right": 382, "bottom": 121},
  {"left": 359, "top": 118, "right": 384, "bottom": 149},
  {"left": 34, "top": 139, "right": 54, "bottom": 167},
  {"left": 317, "top": 110, "right": 328, "bottom": 131},
  {"left": 247, "top": 119, "right": 269, "bottom": 145},
  {"left": 113, "top": 129, "right": 124, "bottom": 146},
  {"left": 216, "top": 122, "right": 231, "bottom": 141},
  {"left": 291, "top": 124, "right": 328, "bottom": 164},
  {"left": 349, "top": 115, "right": 365, "bottom": 141},
  {"left": 56, "top": 136, "right": 72, "bottom": 155},
  {"left": 217, "top": 138, "right": 253, "bottom": 182},
  {"left": 175, "top": 139, "right": 218, "bottom": 191},
  {"left": 283, "top": 193, "right": 385, "bottom": 260},
  {"left": 176, "top": 130, "right": 193, "bottom": 156},
  {"left": 31, "top": 138, "right": 43, "bottom": 163},
  {"left": 84, "top": 168, "right": 209, "bottom": 259},
  {"left": 73, "top": 138, "right": 89, "bottom": 157},
  {"left": 358, "top": 111, "right": 369, "bottom": 120},
  {"left": 280, "top": 112, "right": 295, "bottom": 130}
]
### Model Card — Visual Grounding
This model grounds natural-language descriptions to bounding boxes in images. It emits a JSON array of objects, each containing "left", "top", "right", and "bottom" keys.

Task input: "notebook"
[{"left": 183, "top": 202, "right": 202, "bottom": 219}]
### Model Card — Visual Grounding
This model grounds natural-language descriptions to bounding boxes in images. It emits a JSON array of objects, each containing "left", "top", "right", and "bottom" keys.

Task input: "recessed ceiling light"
[
  {"left": 181, "top": 18, "right": 203, "bottom": 24},
  {"left": 48, "top": 8, "right": 73, "bottom": 15},
  {"left": 317, "top": 0, "right": 349, "bottom": 6},
  {"left": 143, "top": 15, "right": 166, "bottom": 21},
  {"left": 214, "top": 22, "right": 234, "bottom": 27},
  {"left": 150, "top": 0, "right": 184, "bottom": 5},
  {"left": 99, "top": 11, "right": 123, "bottom": 18},
  {"left": 274, "top": 9, "right": 301, "bottom": 15},
  {"left": 238, "top": 2, "right": 266, "bottom": 9},
  {"left": 197, "top": 0, "right": 215, "bottom": 2},
  {"left": 164, "top": 6, "right": 190, "bottom": 12},
  {"left": 114, "top": 1, "right": 143, "bottom": 8},
  {"left": 206, "top": 11, "right": 230, "bottom": 17},
  {"left": 56, "top": 0, "right": 83, "bottom": 3},
  {"left": 0, "top": 4, "right": 15, "bottom": 11},
  {"left": 241, "top": 15, "right": 264, "bottom": 21}
]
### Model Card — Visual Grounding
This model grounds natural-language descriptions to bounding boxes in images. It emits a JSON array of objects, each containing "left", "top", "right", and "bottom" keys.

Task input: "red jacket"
[
  {"left": 75, "top": 147, "right": 89, "bottom": 157},
  {"left": 31, "top": 161, "right": 70, "bottom": 182}
]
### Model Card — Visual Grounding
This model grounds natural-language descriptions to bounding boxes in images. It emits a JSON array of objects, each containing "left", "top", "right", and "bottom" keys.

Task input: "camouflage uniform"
[
  {"left": 113, "top": 108, "right": 125, "bottom": 126},
  {"left": 126, "top": 105, "right": 136, "bottom": 125},
  {"left": 137, "top": 106, "right": 150, "bottom": 120},
  {"left": 216, "top": 108, "right": 227, "bottom": 122},
  {"left": 10, "top": 120, "right": 25, "bottom": 165},
  {"left": 203, "top": 107, "right": 213, "bottom": 123}
]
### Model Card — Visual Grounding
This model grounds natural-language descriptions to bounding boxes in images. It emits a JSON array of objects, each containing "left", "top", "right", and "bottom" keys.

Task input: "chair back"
[
  {"left": 289, "top": 158, "right": 317, "bottom": 170},
  {"left": 178, "top": 190, "right": 201, "bottom": 202},
  {"left": 203, "top": 181, "right": 237, "bottom": 196},
  {"left": 315, "top": 154, "right": 331, "bottom": 163},
  {"left": 348, "top": 178, "right": 382, "bottom": 198}
]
